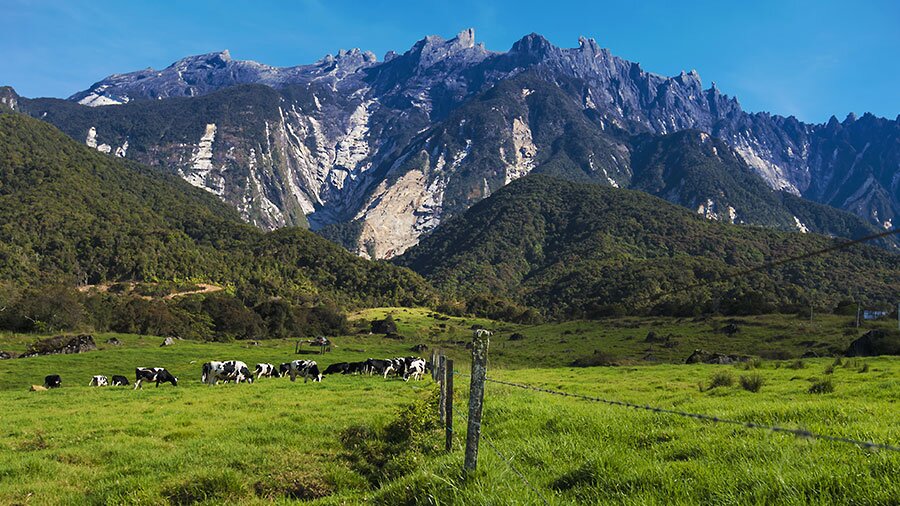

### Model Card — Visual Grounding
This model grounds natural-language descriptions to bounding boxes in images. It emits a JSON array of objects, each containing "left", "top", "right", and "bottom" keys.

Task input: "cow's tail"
[{"left": 201, "top": 362, "right": 211, "bottom": 384}]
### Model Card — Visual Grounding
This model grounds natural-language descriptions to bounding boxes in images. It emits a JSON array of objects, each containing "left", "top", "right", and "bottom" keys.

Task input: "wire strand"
[{"left": 463, "top": 374, "right": 900, "bottom": 453}]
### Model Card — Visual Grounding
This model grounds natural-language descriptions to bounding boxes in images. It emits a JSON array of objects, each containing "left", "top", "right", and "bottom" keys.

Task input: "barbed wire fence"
[{"left": 427, "top": 228, "right": 900, "bottom": 499}]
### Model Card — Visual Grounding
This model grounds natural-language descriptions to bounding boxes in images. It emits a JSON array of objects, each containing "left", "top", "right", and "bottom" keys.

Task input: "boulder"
[
  {"left": 20, "top": 334, "right": 97, "bottom": 358},
  {"left": 105, "top": 337, "right": 122, "bottom": 346},
  {"left": 160, "top": 337, "right": 176, "bottom": 347},
  {"left": 846, "top": 329, "right": 900, "bottom": 357},
  {"left": 410, "top": 344, "right": 428, "bottom": 352},
  {"left": 0, "top": 350, "right": 12, "bottom": 360},
  {"left": 685, "top": 349, "right": 745, "bottom": 364}
]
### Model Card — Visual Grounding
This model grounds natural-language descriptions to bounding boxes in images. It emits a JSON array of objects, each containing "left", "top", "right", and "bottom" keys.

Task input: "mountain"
[
  {"left": 396, "top": 175, "right": 900, "bottom": 318},
  {"left": 0, "top": 111, "right": 436, "bottom": 308},
  {"left": 7, "top": 30, "right": 899, "bottom": 256}
]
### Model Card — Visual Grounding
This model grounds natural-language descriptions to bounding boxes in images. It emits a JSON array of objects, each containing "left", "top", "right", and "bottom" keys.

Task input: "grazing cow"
[
  {"left": 279, "top": 362, "right": 292, "bottom": 377},
  {"left": 254, "top": 363, "right": 280, "bottom": 379},
  {"left": 287, "top": 360, "right": 322, "bottom": 382},
  {"left": 134, "top": 367, "right": 178, "bottom": 390},
  {"left": 364, "top": 358, "right": 391, "bottom": 376},
  {"left": 89, "top": 375, "right": 109, "bottom": 387},
  {"left": 111, "top": 375, "right": 129, "bottom": 386},
  {"left": 474, "top": 329, "right": 493, "bottom": 339},
  {"left": 323, "top": 362, "right": 350, "bottom": 375},
  {"left": 346, "top": 361, "right": 367, "bottom": 374},
  {"left": 201, "top": 361, "right": 254, "bottom": 385},
  {"left": 44, "top": 375, "right": 61, "bottom": 389},
  {"left": 404, "top": 358, "right": 427, "bottom": 381}
]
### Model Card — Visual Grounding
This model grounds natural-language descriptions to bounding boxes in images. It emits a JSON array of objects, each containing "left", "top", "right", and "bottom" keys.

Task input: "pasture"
[{"left": 0, "top": 310, "right": 898, "bottom": 504}]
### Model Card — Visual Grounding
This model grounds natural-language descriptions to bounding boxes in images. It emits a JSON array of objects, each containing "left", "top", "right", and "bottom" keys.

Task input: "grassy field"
[{"left": 0, "top": 310, "right": 898, "bottom": 504}]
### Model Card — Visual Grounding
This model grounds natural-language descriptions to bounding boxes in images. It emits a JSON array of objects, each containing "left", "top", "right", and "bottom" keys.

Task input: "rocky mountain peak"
[
  {"left": 510, "top": 32, "right": 556, "bottom": 59},
  {"left": 409, "top": 28, "right": 487, "bottom": 69},
  {"left": 0, "top": 86, "right": 19, "bottom": 111},
  {"left": 169, "top": 50, "right": 234, "bottom": 71}
]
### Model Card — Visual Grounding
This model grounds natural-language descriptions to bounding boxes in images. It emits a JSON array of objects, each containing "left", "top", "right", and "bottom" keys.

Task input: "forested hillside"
[
  {"left": 397, "top": 175, "right": 900, "bottom": 318},
  {"left": 0, "top": 112, "right": 436, "bottom": 338}
]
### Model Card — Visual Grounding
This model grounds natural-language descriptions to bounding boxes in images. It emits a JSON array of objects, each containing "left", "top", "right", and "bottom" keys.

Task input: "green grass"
[{"left": 0, "top": 310, "right": 898, "bottom": 504}]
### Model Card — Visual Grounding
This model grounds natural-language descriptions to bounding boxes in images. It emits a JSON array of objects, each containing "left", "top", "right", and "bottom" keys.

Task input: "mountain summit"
[{"left": 13, "top": 30, "right": 899, "bottom": 257}]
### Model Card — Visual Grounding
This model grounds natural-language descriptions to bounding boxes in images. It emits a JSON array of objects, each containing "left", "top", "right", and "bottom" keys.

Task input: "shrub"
[
  {"left": 787, "top": 360, "right": 806, "bottom": 370},
  {"left": 832, "top": 357, "right": 843, "bottom": 367},
  {"left": 808, "top": 377, "right": 834, "bottom": 394},
  {"left": 708, "top": 370, "right": 735, "bottom": 389},
  {"left": 571, "top": 350, "right": 619, "bottom": 367},
  {"left": 739, "top": 374, "right": 764, "bottom": 393},
  {"left": 823, "top": 364, "right": 835, "bottom": 375},
  {"left": 858, "top": 362, "right": 869, "bottom": 373},
  {"left": 740, "top": 357, "right": 762, "bottom": 370}
]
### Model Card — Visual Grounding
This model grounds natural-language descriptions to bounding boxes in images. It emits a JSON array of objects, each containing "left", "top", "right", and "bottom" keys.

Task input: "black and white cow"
[
  {"left": 201, "top": 361, "right": 253, "bottom": 385},
  {"left": 286, "top": 360, "right": 322, "bottom": 382},
  {"left": 255, "top": 363, "right": 280, "bottom": 379},
  {"left": 111, "top": 375, "right": 129, "bottom": 386},
  {"left": 404, "top": 358, "right": 427, "bottom": 381},
  {"left": 323, "top": 362, "right": 350, "bottom": 375},
  {"left": 134, "top": 367, "right": 178, "bottom": 390},
  {"left": 89, "top": 375, "right": 109, "bottom": 387},
  {"left": 44, "top": 374, "right": 61, "bottom": 389}
]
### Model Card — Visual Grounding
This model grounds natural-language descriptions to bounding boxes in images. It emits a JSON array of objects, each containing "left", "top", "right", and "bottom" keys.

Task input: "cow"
[
  {"left": 346, "top": 361, "right": 367, "bottom": 374},
  {"left": 44, "top": 375, "right": 61, "bottom": 389},
  {"left": 323, "top": 362, "right": 350, "bottom": 375},
  {"left": 134, "top": 367, "right": 178, "bottom": 390},
  {"left": 254, "top": 363, "right": 280, "bottom": 379},
  {"left": 201, "top": 361, "right": 254, "bottom": 385},
  {"left": 383, "top": 357, "right": 407, "bottom": 379},
  {"left": 286, "top": 360, "right": 322, "bottom": 382},
  {"left": 404, "top": 358, "right": 427, "bottom": 381},
  {"left": 89, "top": 375, "right": 109, "bottom": 387},
  {"left": 111, "top": 375, "right": 129, "bottom": 386},
  {"left": 364, "top": 358, "right": 391, "bottom": 376},
  {"left": 279, "top": 362, "right": 292, "bottom": 377}
]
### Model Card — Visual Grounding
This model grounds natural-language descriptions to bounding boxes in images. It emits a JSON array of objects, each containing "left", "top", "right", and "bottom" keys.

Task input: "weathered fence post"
[
  {"left": 445, "top": 358, "right": 454, "bottom": 452},
  {"left": 464, "top": 331, "right": 490, "bottom": 472},
  {"left": 438, "top": 354, "right": 447, "bottom": 424},
  {"left": 431, "top": 350, "right": 438, "bottom": 380}
]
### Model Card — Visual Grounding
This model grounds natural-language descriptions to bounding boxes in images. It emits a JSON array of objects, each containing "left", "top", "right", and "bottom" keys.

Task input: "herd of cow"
[{"left": 36, "top": 356, "right": 431, "bottom": 391}]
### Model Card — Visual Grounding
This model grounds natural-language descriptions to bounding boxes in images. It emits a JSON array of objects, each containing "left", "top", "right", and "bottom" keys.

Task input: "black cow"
[
  {"left": 134, "top": 367, "right": 178, "bottom": 390},
  {"left": 347, "top": 361, "right": 367, "bottom": 374},
  {"left": 364, "top": 358, "right": 391, "bottom": 376},
  {"left": 323, "top": 362, "right": 350, "bottom": 375},
  {"left": 44, "top": 375, "right": 61, "bottom": 389},
  {"left": 111, "top": 375, "right": 129, "bottom": 386}
]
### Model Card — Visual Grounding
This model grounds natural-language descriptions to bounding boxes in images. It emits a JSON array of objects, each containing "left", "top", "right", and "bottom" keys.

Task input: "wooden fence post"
[
  {"left": 431, "top": 350, "right": 438, "bottom": 380},
  {"left": 445, "top": 358, "right": 454, "bottom": 452},
  {"left": 438, "top": 354, "right": 447, "bottom": 424},
  {"left": 464, "top": 332, "right": 489, "bottom": 472}
]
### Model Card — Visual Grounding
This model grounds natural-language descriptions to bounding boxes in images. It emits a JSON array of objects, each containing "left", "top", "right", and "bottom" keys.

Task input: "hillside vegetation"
[
  {"left": 398, "top": 175, "right": 899, "bottom": 318},
  {"left": 0, "top": 112, "right": 436, "bottom": 338}
]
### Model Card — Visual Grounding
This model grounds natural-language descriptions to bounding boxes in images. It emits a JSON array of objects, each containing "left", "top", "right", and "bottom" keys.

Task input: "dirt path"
[{"left": 163, "top": 284, "right": 224, "bottom": 299}]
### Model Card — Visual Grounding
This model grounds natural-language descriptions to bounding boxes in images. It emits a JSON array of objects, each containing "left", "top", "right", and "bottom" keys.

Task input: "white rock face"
[
  {"left": 793, "top": 216, "right": 809, "bottom": 233},
  {"left": 78, "top": 85, "right": 128, "bottom": 107},
  {"left": 85, "top": 127, "right": 98, "bottom": 148},
  {"left": 506, "top": 117, "right": 536, "bottom": 184},
  {"left": 115, "top": 140, "right": 128, "bottom": 158},
  {"left": 182, "top": 123, "right": 225, "bottom": 196},
  {"left": 733, "top": 137, "right": 800, "bottom": 195},
  {"left": 355, "top": 168, "right": 431, "bottom": 259}
]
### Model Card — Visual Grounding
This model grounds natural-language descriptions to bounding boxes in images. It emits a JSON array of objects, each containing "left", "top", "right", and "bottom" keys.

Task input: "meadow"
[{"left": 0, "top": 309, "right": 897, "bottom": 504}]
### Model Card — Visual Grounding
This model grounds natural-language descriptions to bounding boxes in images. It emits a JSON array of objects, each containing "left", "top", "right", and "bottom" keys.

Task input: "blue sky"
[{"left": 2, "top": 0, "right": 898, "bottom": 123}]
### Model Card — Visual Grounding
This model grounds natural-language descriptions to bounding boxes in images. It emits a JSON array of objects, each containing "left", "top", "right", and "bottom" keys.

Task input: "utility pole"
[{"left": 856, "top": 304, "right": 861, "bottom": 328}]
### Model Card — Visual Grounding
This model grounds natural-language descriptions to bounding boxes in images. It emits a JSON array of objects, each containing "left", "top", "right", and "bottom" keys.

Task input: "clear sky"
[{"left": 2, "top": 0, "right": 898, "bottom": 123}]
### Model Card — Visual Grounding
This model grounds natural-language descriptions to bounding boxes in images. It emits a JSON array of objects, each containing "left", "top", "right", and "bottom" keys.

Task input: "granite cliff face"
[{"left": 10, "top": 30, "right": 898, "bottom": 256}]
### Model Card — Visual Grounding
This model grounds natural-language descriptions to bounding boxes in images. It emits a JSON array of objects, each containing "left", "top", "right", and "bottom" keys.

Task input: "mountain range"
[{"left": 3, "top": 29, "right": 898, "bottom": 258}]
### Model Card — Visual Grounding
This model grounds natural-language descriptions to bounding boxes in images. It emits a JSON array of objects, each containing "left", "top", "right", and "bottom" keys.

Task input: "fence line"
[{"left": 456, "top": 373, "right": 900, "bottom": 453}]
